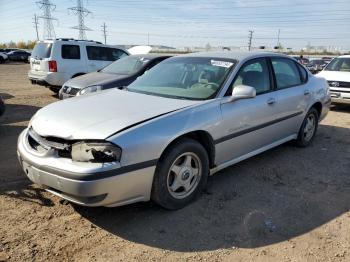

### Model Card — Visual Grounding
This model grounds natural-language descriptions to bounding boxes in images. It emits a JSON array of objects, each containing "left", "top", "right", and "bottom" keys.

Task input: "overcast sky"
[{"left": 0, "top": 0, "right": 349, "bottom": 49}]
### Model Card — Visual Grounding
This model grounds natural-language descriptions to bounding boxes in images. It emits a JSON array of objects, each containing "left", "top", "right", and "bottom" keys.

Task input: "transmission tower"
[
  {"left": 33, "top": 14, "right": 40, "bottom": 41},
  {"left": 248, "top": 30, "right": 254, "bottom": 51},
  {"left": 36, "top": 0, "right": 57, "bottom": 39},
  {"left": 101, "top": 22, "right": 107, "bottom": 44},
  {"left": 68, "top": 0, "right": 92, "bottom": 40}
]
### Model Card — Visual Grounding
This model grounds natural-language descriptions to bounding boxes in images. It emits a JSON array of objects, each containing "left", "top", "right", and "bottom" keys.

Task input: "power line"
[
  {"left": 248, "top": 30, "right": 254, "bottom": 51},
  {"left": 36, "top": 0, "right": 57, "bottom": 39},
  {"left": 33, "top": 14, "right": 39, "bottom": 41},
  {"left": 68, "top": 0, "right": 92, "bottom": 40},
  {"left": 101, "top": 22, "right": 107, "bottom": 44}
]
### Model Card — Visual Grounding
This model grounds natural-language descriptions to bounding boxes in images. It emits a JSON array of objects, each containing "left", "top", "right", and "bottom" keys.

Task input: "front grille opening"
[
  {"left": 28, "top": 134, "right": 49, "bottom": 153},
  {"left": 63, "top": 86, "right": 80, "bottom": 95},
  {"left": 27, "top": 128, "right": 73, "bottom": 157},
  {"left": 58, "top": 148, "right": 72, "bottom": 158}
]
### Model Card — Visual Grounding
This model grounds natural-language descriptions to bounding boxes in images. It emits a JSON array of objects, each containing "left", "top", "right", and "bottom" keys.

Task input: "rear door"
[
  {"left": 59, "top": 44, "right": 84, "bottom": 77},
  {"left": 269, "top": 57, "right": 310, "bottom": 138},
  {"left": 217, "top": 57, "right": 279, "bottom": 164}
]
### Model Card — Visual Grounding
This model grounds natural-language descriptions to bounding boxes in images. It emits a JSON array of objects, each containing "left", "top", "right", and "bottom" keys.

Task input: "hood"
[
  {"left": 317, "top": 70, "right": 350, "bottom": 82},
  {"left": 31, "top": 89, "right": 200, "bottom": 140},
  {"left": 64, "top": 72, "right": 128, "bottom": 89}
]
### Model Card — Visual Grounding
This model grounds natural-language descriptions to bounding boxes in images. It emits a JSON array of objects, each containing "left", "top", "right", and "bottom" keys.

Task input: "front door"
[{"left": 216, "top": 58, "right": 279, "bottom": 165}]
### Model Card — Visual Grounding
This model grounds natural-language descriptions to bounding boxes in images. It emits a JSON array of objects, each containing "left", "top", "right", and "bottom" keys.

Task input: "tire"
[
  {"left": 151, "top": 138, "right": 209, "bottom": 210},
  {"left": 296, "top": 107, "right": 319, "bottom": 147},
  {"left": 0, "top": 57, "right": 4, "bottom": 64},
  {"left": 49, "top": 86, "right": 60, "bottom": 94}
]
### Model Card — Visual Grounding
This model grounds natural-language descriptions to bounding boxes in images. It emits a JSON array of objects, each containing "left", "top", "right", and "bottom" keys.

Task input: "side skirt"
[{"left": 209, "top": 134, "right": 297, "bottom": 175}]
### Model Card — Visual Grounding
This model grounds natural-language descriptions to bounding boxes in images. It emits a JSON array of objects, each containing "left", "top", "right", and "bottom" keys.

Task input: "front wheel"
[
  {"left": 151, "top": 138, "right": 209, "bottom": 210},
  {"left": 49, "top": 86, "right": 60, "bottom": 94},
  {"left": 296, "top": 108, "right": 319, "bottom": 147}
]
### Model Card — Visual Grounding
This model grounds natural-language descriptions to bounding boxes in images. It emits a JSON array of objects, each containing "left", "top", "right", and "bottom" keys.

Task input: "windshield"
[
  {"left": 127, "top": 57, "right": 236, "bottom": 100},
  {"left": 101, "top": 56, "right": 150, "bottom": 75},
  {"left": 324, "top": 58, "right": 350, "bottom": 72},
  {"left": 31, "top": 43, "right": 52, "bottom": 59}
]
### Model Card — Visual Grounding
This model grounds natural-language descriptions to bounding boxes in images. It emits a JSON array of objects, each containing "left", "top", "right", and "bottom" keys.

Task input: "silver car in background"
[{"left": 17, "top": 52, "right": 331, "bottom": 210}]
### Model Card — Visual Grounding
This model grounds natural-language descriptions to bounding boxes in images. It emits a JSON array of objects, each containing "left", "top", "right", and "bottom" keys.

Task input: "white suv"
[
  {"left": 28, "top": 39, "right": 129, "bottom": 92},
  {"left": 317, "top": 55, "right": 350, "bottom": 105}
]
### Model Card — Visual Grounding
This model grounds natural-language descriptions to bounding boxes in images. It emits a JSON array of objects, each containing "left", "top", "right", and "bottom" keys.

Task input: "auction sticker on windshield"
[{"left": 211, "top": 60, "right": 233, "bottom": 68}]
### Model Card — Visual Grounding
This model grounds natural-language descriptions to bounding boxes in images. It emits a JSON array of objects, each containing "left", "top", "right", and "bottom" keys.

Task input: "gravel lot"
[{"left": 0, "top": 63, "right": 349, "bottom": 262}]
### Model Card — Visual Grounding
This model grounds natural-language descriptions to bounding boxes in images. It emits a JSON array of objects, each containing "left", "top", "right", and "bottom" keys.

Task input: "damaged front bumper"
[{"left": 17, "top": 128, "right": 156, "bottom": 207}]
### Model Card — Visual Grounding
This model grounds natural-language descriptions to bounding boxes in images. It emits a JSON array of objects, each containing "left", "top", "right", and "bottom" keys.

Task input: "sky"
[{"left": 0, "top": 0, "right": 349, "bottom": 50}]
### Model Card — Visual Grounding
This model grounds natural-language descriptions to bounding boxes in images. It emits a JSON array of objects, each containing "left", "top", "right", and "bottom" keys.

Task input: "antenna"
[
  {"left": 101, "top": 22, "right": 107, "bottom": 44},
  {"left": 68, "top": 0, "right": 92, "bottom": 40},
  {"left": 36, "top": 0, "right": 57, "bottom": 39},
  {"left": 248, "top": 30, "right": 254, "bottom": 51},
  {"left": 33, "top": 14, "right": 40, "bottom": 41}
]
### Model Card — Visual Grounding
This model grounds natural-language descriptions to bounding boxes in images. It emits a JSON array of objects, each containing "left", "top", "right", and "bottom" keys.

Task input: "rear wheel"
[
  {"left": 296, "top": 107, "right": 319, "bottom": 147},
  {"left": 151, "top": 138, "right": 209, "bottom": 210}
]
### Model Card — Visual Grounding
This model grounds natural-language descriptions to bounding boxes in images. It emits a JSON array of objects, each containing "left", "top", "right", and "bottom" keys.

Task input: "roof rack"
[{"left": 53, "top": 38, "right": 103, "bottom": 44}]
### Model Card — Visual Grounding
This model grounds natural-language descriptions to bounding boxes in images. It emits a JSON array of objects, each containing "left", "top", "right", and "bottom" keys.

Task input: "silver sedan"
[{"left": 17, "top": 52, "right": 331, "bottom": 209}]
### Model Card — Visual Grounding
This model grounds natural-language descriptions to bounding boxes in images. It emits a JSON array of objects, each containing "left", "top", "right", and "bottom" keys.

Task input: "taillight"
[{"left": 48, "top": 60, "right": 57, "bottom": 72}]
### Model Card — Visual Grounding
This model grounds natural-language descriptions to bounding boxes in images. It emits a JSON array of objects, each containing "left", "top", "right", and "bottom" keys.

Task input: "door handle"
[
  {"left": 267, "top": 98, "right": 276, "bottom": 105},
  {"left": 304, "top": 90, "right": 310, "bottom": 95}
]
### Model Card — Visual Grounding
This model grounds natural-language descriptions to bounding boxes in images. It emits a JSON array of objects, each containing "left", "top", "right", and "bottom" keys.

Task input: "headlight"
[
  {"left": 77, "top": 85, "right": 102, "bottom": 96},
  {"left": 71, "top": 142, "right": 122, "bottom": 163}
]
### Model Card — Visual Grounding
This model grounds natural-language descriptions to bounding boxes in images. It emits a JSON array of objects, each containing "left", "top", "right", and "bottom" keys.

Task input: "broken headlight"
[{"left": 71, "top": 142, "right": 122, "bottom": 163}]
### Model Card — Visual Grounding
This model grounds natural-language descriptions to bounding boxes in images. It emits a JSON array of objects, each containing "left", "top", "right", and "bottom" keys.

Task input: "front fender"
[{"left": 107, "top": 100, "right": 222, "bottom": 167}]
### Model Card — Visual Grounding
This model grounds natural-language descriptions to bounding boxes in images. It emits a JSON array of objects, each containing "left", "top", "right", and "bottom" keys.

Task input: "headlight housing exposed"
[
  {"left": 71, "top": 142, "right": 122, "bottom": 163},
  {"left": 77, "top": 85, "right": 102, "bottom": 96}
]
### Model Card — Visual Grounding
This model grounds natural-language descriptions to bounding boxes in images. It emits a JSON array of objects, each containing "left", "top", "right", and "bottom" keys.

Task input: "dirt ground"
[{"left": 0, "top": 63, "right": 349, "bottom": 262}]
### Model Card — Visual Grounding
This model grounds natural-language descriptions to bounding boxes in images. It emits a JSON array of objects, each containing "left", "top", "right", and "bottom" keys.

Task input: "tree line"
[{"left": 0, "top": 40, "right": 37, "bottom": 50}]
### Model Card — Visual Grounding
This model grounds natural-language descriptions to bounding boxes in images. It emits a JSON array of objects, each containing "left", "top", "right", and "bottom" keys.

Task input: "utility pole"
[
  {"left": 248, "top": 30, "right": 254, "bottom": 51},
  {"left": 277, "top": 29, "right": 281, "bottom": 50},
  {"left": 36, "top": 0, "right": 57, "bottom": 39},
  {"left": 101, "top": 22, "right": 107, "bottom": 44},
  {"left": 33, "top": 14, "right": 40, "bottom": 41},
  {"left": 68, "top": 0, "right": 92, "bottom": 40}
]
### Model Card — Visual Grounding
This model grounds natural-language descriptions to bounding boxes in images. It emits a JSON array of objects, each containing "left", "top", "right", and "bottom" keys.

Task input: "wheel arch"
[
  {"left": 160, "top": 130, "right": 216, "bottom": 169},
  {"left": 309, "top": 101, "right": 322, "bottom": 118}
]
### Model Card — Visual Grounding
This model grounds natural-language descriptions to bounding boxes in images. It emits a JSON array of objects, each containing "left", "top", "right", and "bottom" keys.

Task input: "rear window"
[
  {"left": 86, "top": 46, "right": 127, "bottom": 61},
  {"left": 31, "top": 43, "right": 52, "bottom": 59},
  {"left": 61, "top": 45, "right": 80, "bottom": 59}
]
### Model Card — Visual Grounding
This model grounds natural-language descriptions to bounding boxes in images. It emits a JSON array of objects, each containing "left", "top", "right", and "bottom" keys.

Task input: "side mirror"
[{"left": 230, "top": 85, "right": 256, "bottom": 102}]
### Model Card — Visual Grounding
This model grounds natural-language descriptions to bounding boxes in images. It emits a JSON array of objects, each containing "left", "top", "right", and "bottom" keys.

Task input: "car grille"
[
  {"left": 62, "top": 85, "right": 80, "bottom": 95},
  {"left": 327, "top": 81, "right": 350, "bottom": 88},
  {"left": 27, "top": 127, "right": 72, "bottom": 158}
]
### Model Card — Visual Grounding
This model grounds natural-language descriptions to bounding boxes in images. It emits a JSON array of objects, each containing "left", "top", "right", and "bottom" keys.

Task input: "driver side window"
[{"left": 229, "top": 58, "right": 271, "bottom": 95}]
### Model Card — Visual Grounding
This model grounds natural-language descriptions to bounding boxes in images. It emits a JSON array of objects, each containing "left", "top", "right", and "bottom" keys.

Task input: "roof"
[
  {"left": 180, "top": 51, "right": 290, "bottom": 61},
  {"left": 339, "top": 55, "right": 350, "bottom": 58},
  {"left": 129, "top": 54, "right": 172, "bottom": 59}
]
